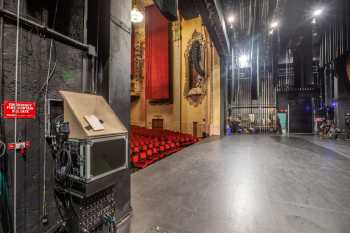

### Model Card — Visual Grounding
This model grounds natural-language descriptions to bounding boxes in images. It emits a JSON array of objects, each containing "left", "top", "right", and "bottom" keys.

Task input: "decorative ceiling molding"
[
  {"left": 179, "top": 0, "right": 230, "bottom": 57},
  {"left": 178, "top": 0, "right": 199, "bottom": 20}
]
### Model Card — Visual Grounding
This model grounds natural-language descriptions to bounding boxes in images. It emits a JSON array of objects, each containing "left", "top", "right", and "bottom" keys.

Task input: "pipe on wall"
[{"left": 0, "top": 7, "right": 89, "bottom": 51}]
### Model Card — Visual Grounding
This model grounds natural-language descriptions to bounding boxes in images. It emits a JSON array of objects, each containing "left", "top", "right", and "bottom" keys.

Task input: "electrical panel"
[
  {"left": 67, "top": 188, "right": 117, "bottom": 233},
  {"left": 46, "top": 91, "right": 129, "bottom": 233}
]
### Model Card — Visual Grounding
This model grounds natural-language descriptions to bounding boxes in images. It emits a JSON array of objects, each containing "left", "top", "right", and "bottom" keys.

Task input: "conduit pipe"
[{"left": 0, "top": 7, "right": 89, "bottom": 51}]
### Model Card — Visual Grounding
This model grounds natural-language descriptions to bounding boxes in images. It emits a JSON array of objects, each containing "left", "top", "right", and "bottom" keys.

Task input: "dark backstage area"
[{"left": 1, "top": 0, "right": 350, "bottom": 233}]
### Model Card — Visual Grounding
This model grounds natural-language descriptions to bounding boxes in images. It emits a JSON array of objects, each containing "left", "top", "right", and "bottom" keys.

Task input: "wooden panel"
[
  {"left": 152, "top": 119, "right": 164, "bottom": 129},
  {"left": 193, "top": 121, "right": 198, "bottom": 137}
]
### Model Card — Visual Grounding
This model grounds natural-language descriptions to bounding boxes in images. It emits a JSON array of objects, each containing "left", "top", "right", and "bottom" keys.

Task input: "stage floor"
[{"left": 126, "top": 135, "right": 350, "bottom": 233}]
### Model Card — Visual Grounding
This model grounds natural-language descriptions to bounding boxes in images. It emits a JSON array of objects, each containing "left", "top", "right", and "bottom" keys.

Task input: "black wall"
[
  {"left": 334, "top": 55, "right": 350, "bottom": 130},
  {"left": 1, "top": 25, "right": 84, "bottom": 233},
  {"left": 109, "top": 0, "right": 131, "bottom": 221},
  {"left": 0, "top": 0, "right": 131, "bottom": 232},
  {"left": 289, "top": 97, "right": 313, "bottom": 134}
]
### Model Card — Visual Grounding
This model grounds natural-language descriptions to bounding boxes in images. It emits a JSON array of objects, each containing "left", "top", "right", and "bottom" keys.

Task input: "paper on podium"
[
  {"left": 84, "top": 115, "right": 105, "bottom": 131},
  {"left": 60, "top": 91, "right": 127, "bottom": 139}
]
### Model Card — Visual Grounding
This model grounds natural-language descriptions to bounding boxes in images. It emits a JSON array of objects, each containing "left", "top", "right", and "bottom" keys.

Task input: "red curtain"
[{"left": 145, "top": 5, "right": 169, "bottom": 100}]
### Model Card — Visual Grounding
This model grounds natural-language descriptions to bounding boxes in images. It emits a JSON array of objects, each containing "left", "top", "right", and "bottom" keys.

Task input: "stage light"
[
  {"left": 332, "top": 101, "right": 337, "bottom": 108},
  {"left": 312, "top": 8, "right": 323, "bottom": 17},
  {"left": 270, "top": 20, "right": 280, "bottom": 29},
  {"left": 131, "top": 8, "right": 144, "bottom": 23},
  {"left": 227, "top": 15, "right": 235, "bottom": 24},
  {"left": 305, "top": 105, "right": 311, "bottom": 112},
  {"left": 239, "top": 54, "right": 250, "bottom": 68}
]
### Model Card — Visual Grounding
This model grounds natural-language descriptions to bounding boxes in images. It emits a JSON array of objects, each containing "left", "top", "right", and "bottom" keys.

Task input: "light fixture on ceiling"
[
  {"left": 312, "top": 8, "right": 324, "bottom": 17},
  {"left": 131, "top": 7, "right": 144, "bottom": 23},
  {"left": 270, "top": 20, "right": 280, "bottom": 29},
  {"left": 227, "top": 15, "right": 235, "bottom": 24},
  {"left": 239, "top": 54, "right": 250, "bottom": 68}
]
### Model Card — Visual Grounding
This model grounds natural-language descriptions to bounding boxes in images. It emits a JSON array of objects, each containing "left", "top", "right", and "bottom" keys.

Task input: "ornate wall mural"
[
  {"left": 134, "top": 38, "right": 145, "bottom": 80},
  {"left": 131, "top": 31, "right": 145, "bottom": 97},
  {"left": 184, "top": 30, "right": 207, "bottom": 106}
]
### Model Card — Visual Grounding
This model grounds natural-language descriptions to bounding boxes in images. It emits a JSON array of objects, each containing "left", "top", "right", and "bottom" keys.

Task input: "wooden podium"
[{"left": 59, "top": 91, "right": 128, "bottom": 140}]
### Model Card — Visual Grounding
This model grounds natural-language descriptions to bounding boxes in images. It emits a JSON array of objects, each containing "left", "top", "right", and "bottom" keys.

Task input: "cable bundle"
[{"left": 0, "top": 141, "right": 12, "bottom": 233}]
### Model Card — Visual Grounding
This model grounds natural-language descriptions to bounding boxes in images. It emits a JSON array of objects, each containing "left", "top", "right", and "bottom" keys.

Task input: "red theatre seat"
[{"left": 130, "top": 126, "right": 199, "bottom": 169}]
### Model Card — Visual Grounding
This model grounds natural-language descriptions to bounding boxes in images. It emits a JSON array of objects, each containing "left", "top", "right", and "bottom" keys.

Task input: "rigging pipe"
[{"left": 0, "top": 7, "right": 89, "bottom": 51}]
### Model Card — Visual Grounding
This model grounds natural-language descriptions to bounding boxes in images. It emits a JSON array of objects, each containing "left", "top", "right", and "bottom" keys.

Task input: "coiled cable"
[{"left": 0, "top": 141, "right": 6, "bottom": 159}]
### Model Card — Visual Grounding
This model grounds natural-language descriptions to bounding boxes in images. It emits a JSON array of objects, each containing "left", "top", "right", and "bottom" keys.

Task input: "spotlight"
[
  {"left": 270, "top": 20, "right": 280, "bottom": 29},
  {"left": 312, "top": 8, "right": 324, "bottom": 17},
  {"left": 239, "top": 54, "right": 250, "bottom": 68},
  {"left": 131, "top": 8, "right": 144, "bottom": 23},
  {"left": 332, "top": 101, "right": 337, "bottom": 108},
  {"left": 227, "top": 15, "right": 235, "bottom": 24}
]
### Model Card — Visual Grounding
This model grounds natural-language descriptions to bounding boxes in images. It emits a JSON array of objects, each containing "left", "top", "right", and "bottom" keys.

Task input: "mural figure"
[
  {"left": 184, "top": 30, "right": 207, "bottom": 105},
  {"left": 188, "top": 40, "right": 206, "bottom": 95}
]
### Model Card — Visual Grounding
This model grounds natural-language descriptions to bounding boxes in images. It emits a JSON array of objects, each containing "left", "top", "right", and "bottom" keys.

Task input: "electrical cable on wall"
[
  {"left": 0, "top": 167, "right": 11, "bottom": 233},
  {"left": 0, "top": 141, "right": 6, "bottom": 159},
  {"left": 41, "top": 0, "right": 60, "bottom": 224},
  {"left": 13, "top": 0, "right": 22, "bottom": 232},
  {"left": 0, "top": 140, "right": 12, "bottom": 233}
]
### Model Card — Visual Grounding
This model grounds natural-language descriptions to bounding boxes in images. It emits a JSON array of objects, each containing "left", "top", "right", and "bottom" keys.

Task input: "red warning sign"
[
  {"left": 2, "top": 101, "right": 36, "bottom": 119},
  {"left": 7, "top": 141, "right": 31, "bottom": 150}
]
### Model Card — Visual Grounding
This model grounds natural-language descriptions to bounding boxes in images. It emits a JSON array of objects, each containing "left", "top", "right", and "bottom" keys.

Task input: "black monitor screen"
[{"left": 90, "top": 138, "right": 127, "bottom": 177}]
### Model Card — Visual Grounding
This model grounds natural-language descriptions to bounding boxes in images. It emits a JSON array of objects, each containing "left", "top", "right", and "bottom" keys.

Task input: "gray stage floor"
[{"left": 125, "top": 135, "right": 350, "bottom": 233}]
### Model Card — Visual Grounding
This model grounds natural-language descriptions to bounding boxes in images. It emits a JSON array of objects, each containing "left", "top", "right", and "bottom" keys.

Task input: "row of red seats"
[{"left": 130, "top": 127, "right": 199, "bottom": 169}]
